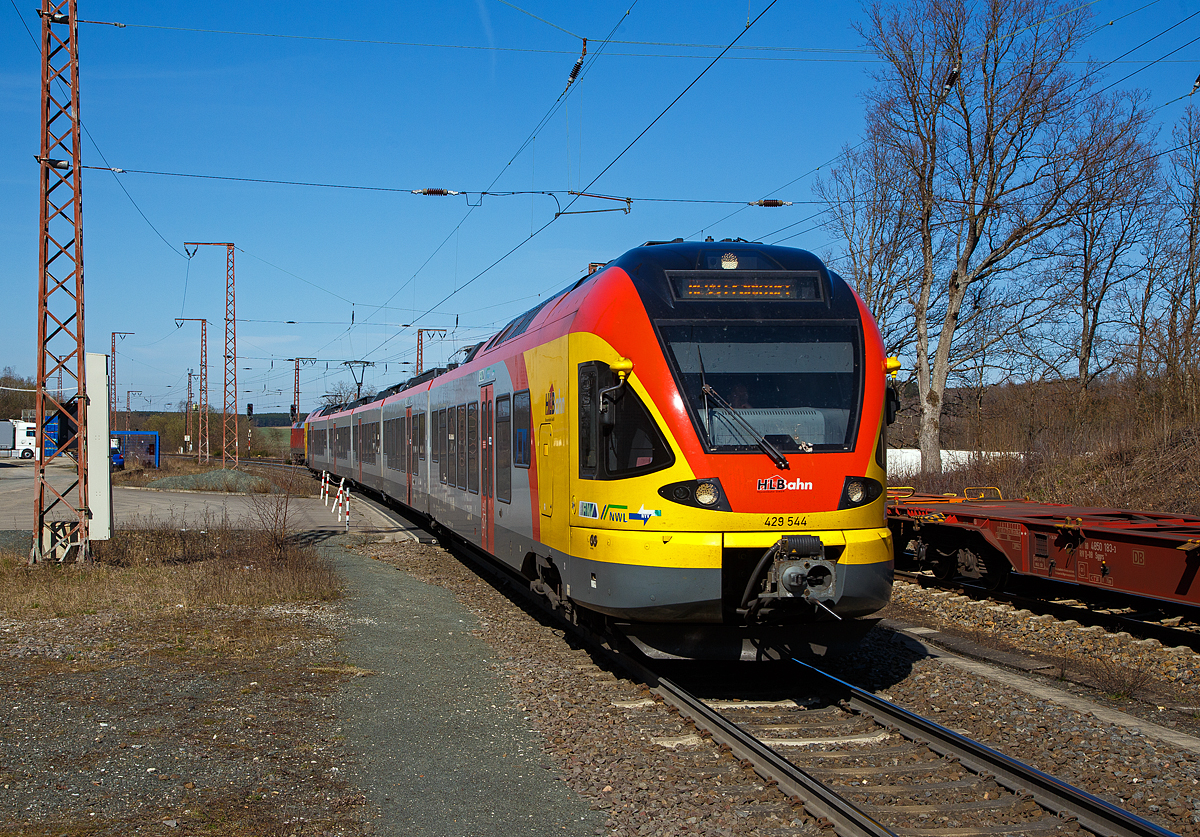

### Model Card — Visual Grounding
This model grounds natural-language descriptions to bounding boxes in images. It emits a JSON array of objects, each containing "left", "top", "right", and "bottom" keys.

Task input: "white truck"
[{"left": 2, "top": 420, "right": 36, "bottom": 459}]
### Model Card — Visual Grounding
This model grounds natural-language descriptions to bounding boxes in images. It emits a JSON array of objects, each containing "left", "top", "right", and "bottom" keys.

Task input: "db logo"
[{"left": 757, "top": 476, "right": 814, "bottom": 491}]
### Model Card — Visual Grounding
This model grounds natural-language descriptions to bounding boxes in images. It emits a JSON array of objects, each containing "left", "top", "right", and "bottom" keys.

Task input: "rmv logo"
[{"left": 757, "top": 477, "right": 813, "bottom": 491}]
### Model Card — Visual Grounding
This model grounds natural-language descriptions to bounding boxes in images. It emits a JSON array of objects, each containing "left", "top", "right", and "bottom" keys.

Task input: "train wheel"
[
  {"left": 980, "top": 550, "right": 1012, "bottom": 592},
  {"left": 955, "top": 540, "right": 1012, "bottom": 591},
  {"left": 930, "top": 546, "right": 958, "bottom": 581}
]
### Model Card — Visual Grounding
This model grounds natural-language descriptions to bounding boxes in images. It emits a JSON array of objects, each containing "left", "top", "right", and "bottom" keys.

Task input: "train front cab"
[
  {"left": 560, "top": 353, "right": 894, "bottom": 628},
  {"left": 550, "top": 244, "right": 894, "bottom": 636}
]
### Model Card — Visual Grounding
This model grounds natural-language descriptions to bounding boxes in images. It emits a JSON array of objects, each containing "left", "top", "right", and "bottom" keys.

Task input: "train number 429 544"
[{"left": 764, "top": 515, "right": 807, "bottom": 527}]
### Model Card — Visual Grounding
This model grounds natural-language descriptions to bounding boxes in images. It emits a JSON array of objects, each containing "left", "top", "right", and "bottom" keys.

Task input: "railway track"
[
  {"left": 638, "top": 659, "right": 1178, "bottom": 837},
  {"left": 356, "top": 498, "right": 1179, "bottom": 837},
  {"left": 895, "top": 568, "right": 1200, "bottom": 653}
]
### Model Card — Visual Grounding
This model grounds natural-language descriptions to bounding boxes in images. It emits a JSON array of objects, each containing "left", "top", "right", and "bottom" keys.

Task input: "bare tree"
[
  {"left": 0, "top": 367, "right": 36, "bottom": 421},
  {"left": 815, "top": 142, "right": 922, "bottom": 358},
  {"left": 851, "top": 0, "right": 1160, "bottom": 472},
  {"left": 1056, "top": 92, "right": 1158, "bottom": 405},
  {"left": 321, "top": 380, "right": 372, "bottom": 408},
  {"left": 1163, "top": 108, "right": 1200, "bottom": 417},
  {"left": 1116, "top": 197, "right": 1179, "bottom": 384}
]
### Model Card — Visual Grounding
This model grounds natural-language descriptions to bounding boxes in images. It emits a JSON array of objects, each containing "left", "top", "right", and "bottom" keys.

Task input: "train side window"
[
  {"left": 387, "top": 416, "right": 393, "bottom": 470},
  {"left": 513, "top": 390, "right": 532, "bottom": 468},
  {"left": 447, "top": 406, "right": 458, "bottom": 488},
  {"left": 398, "top": 415, "right": 407, "bottom": 473},
  {"left": 602, "top": 378, "right": 674, "bottom": 478},
  {"left": 432, "top": 409, "right": 439, "bottom": 463},
  {"left": 467, "top": 402, "right": 479, "bottom": 494},
  {"left": 496, "top": 395, "right": 512, "bottom": 503},
  {"left": 419, "top": 412, "right": 426, "bottom": 461},
  {"left": 456, "top": 405, "right": 468, "bottom": 490},
  {"left": 410, "top": 414, "right": 419, "bottom": 477},
  {"left": 438, "top": 408, "right": 447, "bottom": 483},
  {"left": 392, "top": 417, "right": 400, "bottom": 469},
  {"left": 578, "top": 365, "right": 599, "bottom": 479}
]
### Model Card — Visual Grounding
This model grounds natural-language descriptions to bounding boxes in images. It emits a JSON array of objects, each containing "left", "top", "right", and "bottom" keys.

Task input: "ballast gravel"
[
  {"left": 868, "top": 580, "right": 1200, "bottom": 835},
  {"left": 8, "top": 531, "right": 1200, "bottom": 837},
  {"left": 365, "top": 541, "right": 1200, "bottom": 837}
]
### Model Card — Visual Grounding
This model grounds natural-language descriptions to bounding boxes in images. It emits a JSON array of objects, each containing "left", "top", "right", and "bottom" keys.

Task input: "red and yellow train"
[{"left": 302, "top": 240, "right": 897, "bottom": 653}]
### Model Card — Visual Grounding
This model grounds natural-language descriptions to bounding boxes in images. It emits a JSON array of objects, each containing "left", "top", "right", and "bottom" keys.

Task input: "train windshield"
[{"left": 659, "top": 322, "right": 862, "bottom": 452}]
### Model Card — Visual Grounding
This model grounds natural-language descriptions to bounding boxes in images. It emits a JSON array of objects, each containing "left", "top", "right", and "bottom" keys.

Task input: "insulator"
[
  {"left": 568, "top": 57, "right": 583, "bottom": 83},
  {"left": 414, "top": 188, "right": 449, "bottom": 196},
  {"left": 752, "top": 199, "right": 791, "bottom": 207}
]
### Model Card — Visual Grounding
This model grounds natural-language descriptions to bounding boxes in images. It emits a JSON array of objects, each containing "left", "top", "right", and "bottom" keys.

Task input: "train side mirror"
[
  {"left": 885, "top": 387, "right": 900, "bottom": 426},
  {"left": 598, "top": 358, "right": 634, "bottom": 428}
]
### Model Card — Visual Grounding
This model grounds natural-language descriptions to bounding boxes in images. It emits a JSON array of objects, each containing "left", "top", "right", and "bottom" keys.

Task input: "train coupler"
[{"left": 739, "top": 535, "right": 839, "bottom": 619}]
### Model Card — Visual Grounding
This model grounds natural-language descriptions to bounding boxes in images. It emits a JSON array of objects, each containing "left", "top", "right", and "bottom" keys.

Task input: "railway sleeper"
[
  {"left": 863, "top": 797, "right": 1029, "bottom": 815},
  {"left": 808, "top": 761, "right": 959, "bottom": 779}
]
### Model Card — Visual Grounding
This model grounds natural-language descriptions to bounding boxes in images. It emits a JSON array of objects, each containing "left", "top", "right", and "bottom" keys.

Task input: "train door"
[
  {"left": 481, "top": 384, "right": 494, "bottom": 552},
  {"left": 405, "top": 405, "right": 413, "bottom": 506},
  {"left": 356, "top": 418, "right": 363, "bottom": 482}
]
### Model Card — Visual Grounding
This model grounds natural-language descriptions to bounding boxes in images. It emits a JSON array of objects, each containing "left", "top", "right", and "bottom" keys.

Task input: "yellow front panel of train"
[{"left": 570, "top": 527, "right": 722, "bottom": 569}]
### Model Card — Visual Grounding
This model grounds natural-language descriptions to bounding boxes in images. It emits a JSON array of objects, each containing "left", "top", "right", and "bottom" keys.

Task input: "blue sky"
[{"left": 2, "top": 0, "right": 1197, "bottom": 414}]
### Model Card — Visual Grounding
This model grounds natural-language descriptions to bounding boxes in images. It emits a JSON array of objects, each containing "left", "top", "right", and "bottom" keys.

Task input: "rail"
[{"left": 794, "top": 659, "right": 1178, "bottom": 837}]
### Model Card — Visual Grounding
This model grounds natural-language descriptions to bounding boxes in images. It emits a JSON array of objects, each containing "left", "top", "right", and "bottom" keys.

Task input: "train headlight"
[
  {"left": 838, "top": 476, "right": 883, "bottom": 509},
  {"left": 694, "top": 482, "right": 720, "bottom": 506},
  {"left": 846, "top": 480, "right": 866, "bottom": 504},
  {"left": 658, "top": 478, "right": 732, "bottom": 511}
]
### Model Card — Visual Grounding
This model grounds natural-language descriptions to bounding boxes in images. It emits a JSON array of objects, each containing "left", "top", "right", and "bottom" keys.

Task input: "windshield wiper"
[{"left": 701, "top": 383, "right": 790, "bottom": 470}]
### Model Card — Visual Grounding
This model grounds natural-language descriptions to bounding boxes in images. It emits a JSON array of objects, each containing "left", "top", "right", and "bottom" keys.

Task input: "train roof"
[
  {"left": 606, "top": 238, "right": 861, "bottom": 321},
  {"left": 304, "top": 239, "right": 857, "bottom": 421}
]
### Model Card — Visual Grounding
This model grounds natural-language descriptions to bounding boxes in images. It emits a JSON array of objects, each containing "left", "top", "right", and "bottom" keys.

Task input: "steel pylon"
[{"left": 32, "top": 0, "right": 88, "bottom": 563}]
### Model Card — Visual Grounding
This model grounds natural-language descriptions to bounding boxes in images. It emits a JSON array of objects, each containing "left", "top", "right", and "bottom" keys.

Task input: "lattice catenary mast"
[
  {"left": 110, "top": 331, "right": 133, "bottom": 431},
  {"left": 183, "top": 243, "right": 237, "bottom": 466},
  {"left": 185, "top": 370, "right": 193, "bottom": 452},
  {"left": 291, "top": 357, "right": 315, "bottom": 422},
  {"left": 416, "top": 328, "right": 446, "bottom": 375},
  {"left": 32, "top": 0, "right": 88, "bottom": 563},
  {"left": 176, "top": 318, "right": 208, "bottom": 463},
  {"left": 125, "top": 390, "right": 141, "bottom": 431}
]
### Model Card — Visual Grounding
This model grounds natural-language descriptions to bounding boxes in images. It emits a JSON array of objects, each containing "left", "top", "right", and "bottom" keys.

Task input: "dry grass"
[
  {"left": 902, "top": 429, "right": 1200, "bottom": 516},
  {"left": 111, "top": 454, "right": 212, "bottom": 487},
  {"left": 1083, "top": 654, "right": 1157, "bottom": 701},
  {"left": 0, "top": 468, "right": 362, "bottom": 836},
  {"left": 894, "top": 375, "right": 1200, "bottom": 516},
  {"left": 0, "top": 518, "right": 339, "bottom": 619},
  {"left": 112, "top": 456, "right": 316, "bottom": 496}
]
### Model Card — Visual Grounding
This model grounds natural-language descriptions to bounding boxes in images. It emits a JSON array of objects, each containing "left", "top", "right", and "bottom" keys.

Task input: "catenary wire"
[{"left": 365, "top": 0, "right": 781, "bottom": 365}]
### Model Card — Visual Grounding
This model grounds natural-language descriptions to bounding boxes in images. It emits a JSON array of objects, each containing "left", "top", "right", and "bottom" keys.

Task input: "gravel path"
[
  {"left": 0, "top": 604, "right": 367, "bottom": 835},
  {"left": 326, "top": 542, "right": 603, "bottom": 836},
  {"left": 363, "top": 538, "right": 827, "bottom": 837}
]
